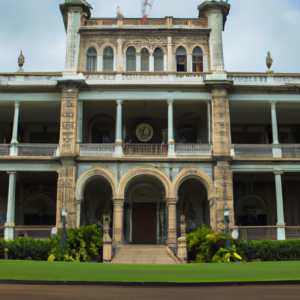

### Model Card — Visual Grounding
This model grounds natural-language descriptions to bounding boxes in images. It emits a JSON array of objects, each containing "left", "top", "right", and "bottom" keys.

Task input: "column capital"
[
  {"left": 4, "top": 222, "right": 15, "bottom": 227},
  {"left": 274, "top": 171, "right": 284, "bottom": 175},
  {"left": 7, "top": 171, "right": 17, "bottom": 175},
  {"left": 166, "top": 198, "right": 178, "bottom": 205},
  {"left": 116, "top": 99, "right": 123, "bottom": 105},
  {"left": 167, "top": 98, "right": 173, "bottom": 105},
  {"left": 15, "top": 101, "right": 20, "bottom": 107},
  {"left": 112, "top": 198, "right": 125, "bottom": 205},
  {"left": 270, "top": 100, "right": 277, "bottom": 105}
]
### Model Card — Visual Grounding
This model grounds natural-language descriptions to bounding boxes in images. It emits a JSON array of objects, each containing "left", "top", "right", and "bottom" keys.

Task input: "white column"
[
  {"left": 77, "top": 101, "right": 83, "bottom": 143},
  {"left": 10, "top": 101, "right": 20, "bottom": 157},
  {"left": 115, "top": 100, "right": 123, "bottom": 156},
  {"left": 187, "top": 54, "right": 192, "bottom": 72},
  {"left": 167, "top": 37, "right": 173, "bottom": 72},
  {"left": 168, "top": 99, "right": 175, "bottom": 155},
  {"left": 113, "top": 54, "right": 117, "bottom": 71},
  {"left": 163, "top": 55, "right": 167, "bottom": 72},
  {"left": 4, "top": 172, "right": 17, "bottom": 241},
  {"left": 270, "top": 101, "right": 279, "bottom": 144},
  {"left": 136, "top": 54, "right": 141, "bottom": 72},
  {"left": 274, "top": 172, "right": 285, "bottom": 240},
  {"left": 149, "top": 54, "right": 154, "bottom": 72},
  {"left": 207, "top": 101, "right": 212, "bottom": 144},
  {"left": 203, "top": 54, "right": 209, "bottom": 72},
  {"left": 98, "top": 54, "right": 103, "bottom": 72}
]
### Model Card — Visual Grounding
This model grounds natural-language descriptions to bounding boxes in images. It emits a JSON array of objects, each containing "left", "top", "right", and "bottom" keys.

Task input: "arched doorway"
[
  {"left": 235, "top": 195, "right": 267, "bottom": 226},
  {"left": 81, "top": 178, "right": 113, "bottom": 227},
  {"left": 124, "top": 175, "right": 167, "bottom": 245},
  {"left": 176, "top": 178, "right": 209, "bottom": 235}
]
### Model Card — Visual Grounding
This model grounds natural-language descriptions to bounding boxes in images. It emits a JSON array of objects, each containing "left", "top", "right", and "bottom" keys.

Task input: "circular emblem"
[{"left": 136, "top": 123, "right": 154, "bottom": 142}]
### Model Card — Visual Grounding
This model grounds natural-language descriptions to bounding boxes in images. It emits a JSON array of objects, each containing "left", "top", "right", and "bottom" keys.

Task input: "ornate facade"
[{"left": 0, "top": 0, "right": 300, "bottom": 261}]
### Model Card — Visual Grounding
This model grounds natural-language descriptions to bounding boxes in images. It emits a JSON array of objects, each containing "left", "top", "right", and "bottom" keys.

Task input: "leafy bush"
[
  {"left": 237, "top": 239, "right": 300, "bottom": 262},
  {"left": 50, "top": 225, "right": 103, "bottom": 262},
  {"left": 0, "top": 237, "right": 52, "bottom": 260},
  {"left": 186, "top": 224, "right": 244, "bottom": 263}
]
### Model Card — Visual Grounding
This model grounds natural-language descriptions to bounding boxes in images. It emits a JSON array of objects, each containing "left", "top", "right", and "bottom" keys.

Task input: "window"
[
  {"left": 192, "top": 47, "right": 203, "bottom": 72},
  {"left": 86, "top": 47, "right": 97, "bottom": 72},
  {"left": 126, "top": 47, "right": 136, "bottom": 72},
  {"left": 141, "top": 48, "right": 149, "bottom": 71},
  {"left": 154, "top": 48, "right": 164, "bottom": 72},
  {"left": 103, "top": 46, "right": 114, "bottom": 72},
  {"left": 176, "top": 46, "right": 187, "bottom": 72}
]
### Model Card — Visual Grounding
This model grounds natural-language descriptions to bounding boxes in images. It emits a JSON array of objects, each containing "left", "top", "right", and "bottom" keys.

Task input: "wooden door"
[{"left": 132, "top": 203, "right": 157, "bottom": 244}]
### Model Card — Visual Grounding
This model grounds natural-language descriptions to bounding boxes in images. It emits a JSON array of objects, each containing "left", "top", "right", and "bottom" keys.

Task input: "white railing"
[
  {"left": 79, "top": 144, "right": 115, "bottom": 157},
  {"left": 281, "top": 145, "right": 300, "bottom": 158},
  {"left": 0, "top": 145, "right": 10, "bottom": 156},
  {"left": 286, "top": 227, "right": 300, "bottom": 240},
  {"left": 232, "top": 144, "right": 273, "bottom": 158},
  {"left": 16, "top": 144, "right": 59, "bottom": 157},
  {"left": 124, "top": 144, "right": 168, "bottom": 156},
  {"left": 175, "top": 144, "right": 213, "bottom": 155}
]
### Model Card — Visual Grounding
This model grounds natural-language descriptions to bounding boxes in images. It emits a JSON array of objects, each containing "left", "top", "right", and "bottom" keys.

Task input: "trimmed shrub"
[
  {"left": 0, "top": 237, "right": 52, "bottom": 260},
  {"left": 237, "top": 239, "right": 300, "bottom": 262}
]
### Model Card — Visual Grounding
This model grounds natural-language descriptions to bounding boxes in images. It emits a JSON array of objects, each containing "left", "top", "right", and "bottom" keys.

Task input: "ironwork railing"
[
  {"left": 79, "top": 144, "right": 115, "bottom": 157},
  {"left": 0, "top": 145, "right": 10, "bottom": 156},
  {"left": 16, "top": 144, "right": 59, "bottom": 157},
  {"left": 281, "top": 145, "right": 300, "bottom": 158},
  {"left": 175, "top": 144, "right": 213, "bottom": 156},
  {"left": 238, "top": 226, "right": 277, "bottom": 241},
  {"left": 285, "top": 227, "right": 300, "bottom": 240},
  {"left": 232, "top": 144, "right": 273, "bottom": 158},
  {"left": 124, "top": 144, "right": 168, "bottom": 156}
]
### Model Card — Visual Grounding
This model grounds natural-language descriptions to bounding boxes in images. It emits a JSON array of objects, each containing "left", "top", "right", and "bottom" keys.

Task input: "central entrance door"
[{"left": 132, "top": 203, "right": 157, "bottom": 244}]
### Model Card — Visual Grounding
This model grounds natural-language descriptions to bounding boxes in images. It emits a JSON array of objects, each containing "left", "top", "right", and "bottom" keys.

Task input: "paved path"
[{"left": 0, "top": 284, "right": 300, "bottom": 300}]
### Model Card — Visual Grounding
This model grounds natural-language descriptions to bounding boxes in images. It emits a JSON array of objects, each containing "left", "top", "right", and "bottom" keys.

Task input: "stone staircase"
[{"left": 111, "top": 244, "right": 182, "bottom": 264}]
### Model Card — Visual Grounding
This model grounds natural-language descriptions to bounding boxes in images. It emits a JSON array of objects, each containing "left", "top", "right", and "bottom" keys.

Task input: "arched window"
[
  {"left": 176, "top": 46, "right": 187, "bottom": 72},
  {"left": 126, "top": 47, "right": 136, "bottom": 72},
  {"left": 103, "top": 46, "right": 114, "bottom": 72},
  {"left": 141, "top": 48, "right": 149, "bottom": 71},
  {"left": 86, "top": 47, "right": 97, "bottom": 72},
  {"left": 154, "top": 48, "right": 164, "bottom": 72},
  {"left": 193, "top": 47, "right": 203, "bottom": 72}
]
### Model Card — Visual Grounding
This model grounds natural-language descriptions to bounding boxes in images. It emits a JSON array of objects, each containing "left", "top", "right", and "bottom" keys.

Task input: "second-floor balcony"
[{"left": 0, "top": 144, "right": 59, "bottom": 158}]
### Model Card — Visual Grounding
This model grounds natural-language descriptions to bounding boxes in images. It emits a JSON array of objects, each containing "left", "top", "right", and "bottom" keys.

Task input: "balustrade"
[
  {"left": 79, "top": 144, "right": 115, "bottom": 157},
  {"left": 175, "top": 144, "right": 212, "bottom": 156},
  {"left": 124, "top": 144, "right": 168, "bottom": 156},
  {"left": 0, "top": 144, "right": 59, "bottom": 157}
]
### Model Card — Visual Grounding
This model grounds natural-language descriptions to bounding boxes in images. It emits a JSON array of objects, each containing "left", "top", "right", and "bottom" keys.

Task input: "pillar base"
[
  {"left": 4, "top": 224, "right": 15, "bottom": 241},
  {"left": 168, "top": 144, "right": 175, "bottom": 156},
  {"left": 177, "top": 237, "right": 188, "bottom": 263},
  {"left": 277, "top": 224, "right": 286, "bottom": 240},
  {"left": 10, "top": 144, "right": 18, "bottom": 157},
  {"left": 114, "top": 145, "right": 123, "bottom": 157}
]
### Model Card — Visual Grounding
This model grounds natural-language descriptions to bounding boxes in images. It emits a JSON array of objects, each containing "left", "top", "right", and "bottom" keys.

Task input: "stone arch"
[
  {"left": 189, "top": 44, "right": 208, "bottom": 55},
  {"left": 139, "top": 45, "right": 151, "bottom": 54},
  {"left": 173, "top": 45, "right": 187, "bottom": 55},
  {"left": 172, "top": 168, "right": 214, "bottom": 200},
  {"left": 123, "top": 44, "right": 138, "bottom": 55},
  {"left": 76, "top": 167, "right": 118, "bottom": 200},
  {"left": 99, "top": 42, "right": 117, "bottom": 55},
  {"left": 119, "top": 166, "right": 172, "bottom": 199},
  {"left": 153, "top": 45, "right": 165, "bottom": 54},
  {"left": 84, "top": 43, "right": 99, "bottom": 55}
]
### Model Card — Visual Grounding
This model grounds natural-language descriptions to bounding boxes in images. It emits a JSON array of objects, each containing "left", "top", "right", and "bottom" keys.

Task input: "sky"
[{"left": 0, "top": 0, "right": 299, "bottom": 73}]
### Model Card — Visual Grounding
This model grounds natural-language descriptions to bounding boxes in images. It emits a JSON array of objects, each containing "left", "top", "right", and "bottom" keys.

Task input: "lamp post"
[
  {"left": 224, "top": 207, "right": 231, "bottom": 250},
  {"left": 61, "top": 209, "right": 68, "bottom": 252}
]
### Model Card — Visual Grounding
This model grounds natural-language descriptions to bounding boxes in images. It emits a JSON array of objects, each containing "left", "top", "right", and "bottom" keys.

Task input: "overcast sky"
[{"left": 0, "top": 0, "right": 299, "bottom": 73}]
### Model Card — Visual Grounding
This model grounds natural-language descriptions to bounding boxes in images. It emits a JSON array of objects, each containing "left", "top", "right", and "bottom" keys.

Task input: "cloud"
[{"left": 0, "top": 0, "right": 299, "bottom": 73}]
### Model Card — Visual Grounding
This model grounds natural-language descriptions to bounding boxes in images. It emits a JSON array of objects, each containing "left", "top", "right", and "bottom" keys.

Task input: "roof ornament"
[
  {"left": 266, "top": 52, "right": 274, "bottom": 73},
  {"left": 117, "top": 6, "right": 124, "bottom": 19},
  {"left": 18, "top": 51, "right": 25, "bottom": 72}
]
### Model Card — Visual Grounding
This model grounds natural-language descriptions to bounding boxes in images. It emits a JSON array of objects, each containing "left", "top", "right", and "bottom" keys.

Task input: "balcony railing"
[
  {"left": 281, "top": 145, "right": 300, "bottom": 158},
  {"left": 175, "top": 144, "right": 213, "bottom": 156},
  {"left": 232, "top": 144, "right": 273, "bottom": 158},
  {"left": 79, "top": 144, "right": 115, "bottom": 157},
  {"left": 0, "top": 145, "right": 10, "bottom": 156},
  {"left": 232, "top": 144, "right": 300, "bottom": 158},
  {"left": 0, "top": 144, "right": 59, "bottom": 157},
  {"left": 237, "top": 226, "right": 278, "bottom": 241},
  {"left": 124, "top": 144, "right": 168, "bottom": 156},
  {"left": 285, "top": 227, "right": 300, "bottom": 240}
]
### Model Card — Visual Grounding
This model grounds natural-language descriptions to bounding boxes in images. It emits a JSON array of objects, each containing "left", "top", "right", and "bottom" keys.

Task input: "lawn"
[{"left": 0, "top": 260, "right": 300, "bottom": 282}]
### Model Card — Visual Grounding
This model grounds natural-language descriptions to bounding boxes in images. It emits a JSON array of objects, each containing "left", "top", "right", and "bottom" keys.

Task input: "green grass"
[{"left": 0, "top": 260, "right": 300, "bottom": 282}]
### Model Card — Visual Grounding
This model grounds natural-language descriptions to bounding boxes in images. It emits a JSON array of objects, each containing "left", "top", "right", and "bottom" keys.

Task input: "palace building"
[{"left": 0, "top": 0, "right": 300, "bottom": 263}]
